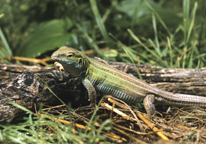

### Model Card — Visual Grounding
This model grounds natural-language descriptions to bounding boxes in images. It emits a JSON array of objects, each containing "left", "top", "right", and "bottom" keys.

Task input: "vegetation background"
[{"left": 0, "top": 0, "right": 206, "bottom": 143}]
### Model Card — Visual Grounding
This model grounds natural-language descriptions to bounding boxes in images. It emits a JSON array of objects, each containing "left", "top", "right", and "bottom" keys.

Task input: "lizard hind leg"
[{"left": 143, "top": 94, "right": 156, "bottom": 115}]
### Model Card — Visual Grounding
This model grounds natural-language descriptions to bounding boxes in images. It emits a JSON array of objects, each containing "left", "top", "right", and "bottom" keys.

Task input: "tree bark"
[{"left": 0, "top": 62, "right": 206, "bottom": 123}]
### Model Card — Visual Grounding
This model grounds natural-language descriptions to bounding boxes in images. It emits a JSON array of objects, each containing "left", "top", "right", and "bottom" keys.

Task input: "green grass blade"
[
  {"left": 152, "top": 13, "right": 161, "bottom": 57},
  {"left": 85, "top": 98, "right": 103, "bottom": 134},
  {"left": 167, "top": 36, "right": 173, "bottom": 67},
  {"left": 7, "top": 136, "right": 27, "bottom": 144},
  {"left": 182, "top": 0, "right": 190, "bottom": 68},
  {"left": 143, "top": 0, "right": 171, "bottom": 35},
  {"left": 76, "top": 24, "right": 102, "bottom": 56},
  {"left": 184, "top": 131, "right": 197, "bottom": 142},
  {"left": 110, "top": 33, "right": 143, "bottom": 80},
  {"left": 128, "top": 29, "right": 159, "bottom": 59},
  {"left": 129, "top": 0, "right": 140, "bottom": 45},
  {"left": 186, "top": 2, "right": 197, "bottom": 44},
  {"left": 183, "top": 0, "right": 190, "bottom": 38},
  {"left": 6, "top": 100, "right": 34, "bottom": 114},
  {"left": 35, "top": 75, "right": 66, "bottom": 105},
  {"left": 90, "top": 0, "right": 112, "bottom": 48},
  {"left": 198, "top": 0, "right": 206, "bottom": 48},
  {"left": 188, "top": 45, "right": 194, "bottom": 68},
  {"left": 0, "top": 130, "right": 3, "bottom": 141},
  {"left": 0, "top": 27, "right": 12, "bottom": 56},
  {"left": 97, "top": 119, "right": 112, "bottom": 136}
]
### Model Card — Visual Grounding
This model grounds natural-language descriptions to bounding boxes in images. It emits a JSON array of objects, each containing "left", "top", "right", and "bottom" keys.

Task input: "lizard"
[{"left": 51, "top": 46, "right": 206, "bottom": 114}]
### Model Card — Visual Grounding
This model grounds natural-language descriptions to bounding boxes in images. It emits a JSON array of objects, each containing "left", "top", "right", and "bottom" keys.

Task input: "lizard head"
[{"left": 51, "top": 46, "right": 89, "bottom": 77}]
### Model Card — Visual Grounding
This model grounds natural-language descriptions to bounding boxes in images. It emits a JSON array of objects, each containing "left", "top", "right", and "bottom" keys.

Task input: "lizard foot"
[
  {"left": 143, "top": 94, "right": 156, "bottom": 115},
  {"left": 54, "top": 62, "right": 65, "bottom": 71}
]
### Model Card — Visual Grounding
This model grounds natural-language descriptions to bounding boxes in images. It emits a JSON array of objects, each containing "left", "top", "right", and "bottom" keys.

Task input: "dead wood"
[{"left": 0, "top": 62, "right": 206, "bottom": 123}]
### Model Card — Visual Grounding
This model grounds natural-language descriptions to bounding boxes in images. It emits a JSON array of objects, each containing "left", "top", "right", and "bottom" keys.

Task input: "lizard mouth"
[
  {"left": 52, "top": 57, "right": 56, "bottom": 61},
  {"left": 51, "top": 53, "right": 58, "bottom": 61},
  {"left": 52, "top": 57, "right": 59, "bottom": 62}
]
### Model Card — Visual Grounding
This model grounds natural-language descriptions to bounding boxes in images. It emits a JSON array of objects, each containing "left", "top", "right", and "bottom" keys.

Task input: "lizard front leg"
[
  {"left": 143, "top": 94, "right": 156, "bottom": 115},
  {"left": 54, "top": 62, "right": 65, "bottom": 71},
  {"left": 82, "top": 78, "right": 97, "bottom": 105}
]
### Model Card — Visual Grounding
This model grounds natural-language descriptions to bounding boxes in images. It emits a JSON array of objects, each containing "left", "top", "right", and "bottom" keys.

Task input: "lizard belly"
[
  {"left": 88, "top": 74, "right": 146, "bottom": 103},
  {"left": 96, "top": 82, "right": 145, "bottom": 103}
]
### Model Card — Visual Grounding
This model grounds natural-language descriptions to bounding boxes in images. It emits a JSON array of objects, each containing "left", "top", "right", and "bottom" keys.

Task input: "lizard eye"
[{"left": 67, "top": 54, "right": 73, "bottom": 58}]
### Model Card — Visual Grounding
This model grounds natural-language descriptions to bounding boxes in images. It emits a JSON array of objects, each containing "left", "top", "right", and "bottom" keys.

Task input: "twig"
[
  {"left": 135, "top": 111, "right": 169, "bottom": 141},
  {"left": 102, "top": 96, "right": 144, "bottom": 132},
  {"left": 4, "top": 56, "right": 50, "bottom": 65}
]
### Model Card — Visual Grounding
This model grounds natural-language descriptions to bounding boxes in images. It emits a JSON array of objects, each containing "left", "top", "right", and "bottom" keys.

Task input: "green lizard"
[{"left": 51, "top": 46, "right": 206, "bottom": 114}]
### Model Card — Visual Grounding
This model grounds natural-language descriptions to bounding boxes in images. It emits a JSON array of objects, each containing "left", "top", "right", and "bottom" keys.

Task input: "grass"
[
  {"left": 1, "top": 83, "right": 110, "bottom": 143},
  {"left": 1, "top": 0, "right": 206, "bottom": 143},
  {"left": 0, "top": 113, "right": 108, "bottom": 143}
]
